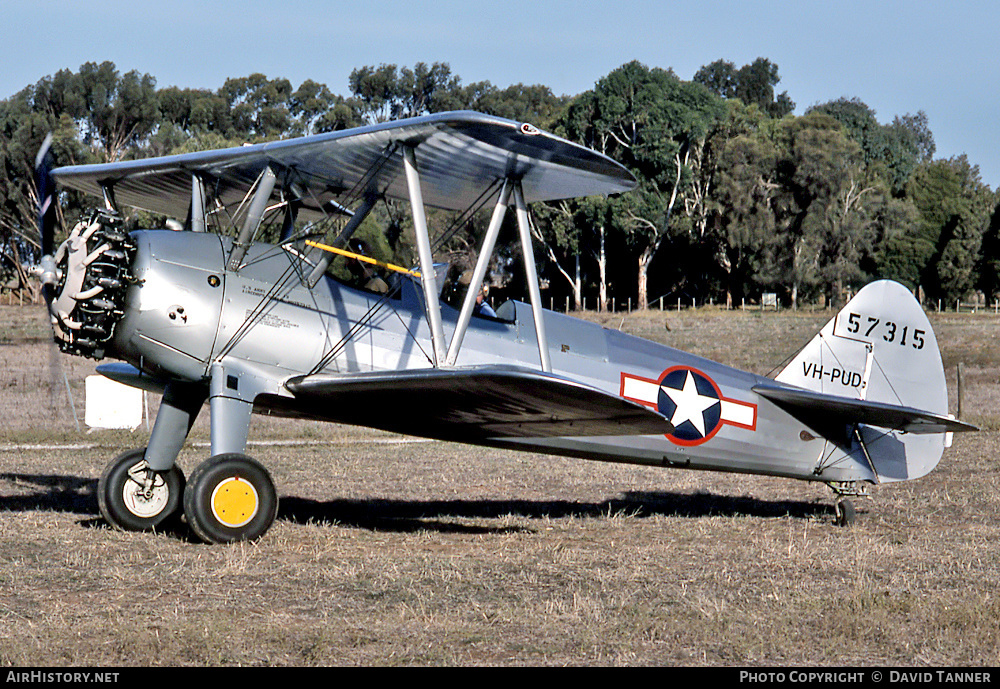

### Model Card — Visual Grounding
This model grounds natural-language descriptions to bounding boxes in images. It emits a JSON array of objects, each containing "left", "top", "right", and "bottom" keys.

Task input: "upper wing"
[
  {"left": 284, "top": 365, "right": 672, "bottom": 441},
  {"left": 51, "top": 111, "right": 636, "bottom": 222},
  {"left": 753, "top": 382, "right": 978, "bottom": 435}
]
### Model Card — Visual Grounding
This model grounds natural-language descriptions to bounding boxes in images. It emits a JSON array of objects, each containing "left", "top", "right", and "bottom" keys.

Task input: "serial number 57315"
[{"left": 845, "top": 312, "right": 925, "bottom": 349}]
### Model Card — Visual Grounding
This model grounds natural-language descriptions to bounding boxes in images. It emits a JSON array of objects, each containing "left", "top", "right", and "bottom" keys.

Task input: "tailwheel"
[
  {"left": 98, "top": 447, "right": 185, "bottom": 532},
  {"left": 834, "top": 498, "right": 856, "bottom": 527},
  {"left": 828, "top": 481, "right": 867, "bottom": 527},
  {"left": 184, "top": 453, "right": 278, "bottom": 544}
]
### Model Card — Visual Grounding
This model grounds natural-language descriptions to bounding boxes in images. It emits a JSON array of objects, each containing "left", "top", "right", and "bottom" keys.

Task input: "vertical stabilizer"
[
  {"left": 777, "top": 280, "right": 946, "bottom": 414},
  {"left": 776, "top": 280, "right": 951, "bottom": 482}
]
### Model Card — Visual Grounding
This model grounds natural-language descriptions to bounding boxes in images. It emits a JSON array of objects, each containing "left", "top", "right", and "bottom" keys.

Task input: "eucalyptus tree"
[
  {"left": 905, "top": 156, "right": 995, "bottom": 303},
  {"left": 767, "top": 112, "right": 878, "bottom": 307},
  {"left": 807, "top": 97, "right": 934, "bottom": 194},
  {"left": 713, "top": 112, "right": 880, "bottom": 307},
  {"left": 711, "top": 118, "right": 781, "bottom": 303},
  {"left": 37, "top": 61, "right": 161, "bottom": 163},
  {"left": 693, "top": 57, "right": 794, "bottom": 118},
  {"left": 560, "top": 61, "right": 725, "bottom": 309},
  {"left": 348, "top": 62, "right": 461, "bottom": 123},
  {"left": 976, "top": 201, "right": 1000, "bottom": 303},
  {"left": 220, "top": 73, "right": 295, "bottom": 141}
]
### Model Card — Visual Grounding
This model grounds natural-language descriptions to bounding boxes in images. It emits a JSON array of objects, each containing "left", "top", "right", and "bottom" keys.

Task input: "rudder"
[{"left": 775, "top": 280, "right": 951, "bottom": 482}]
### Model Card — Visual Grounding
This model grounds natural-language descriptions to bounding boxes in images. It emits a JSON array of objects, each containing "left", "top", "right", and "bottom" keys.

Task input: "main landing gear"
[
  {"left": 98, "top": 448, "right": 185, "bottom": 532},
  {"left": 183, "top": 453, "right": 277, "bottom": 544},
  {"left": 98, "top": 450, "right": 277, "bottom": 544},
  {"left": 96, "top": 367, "right": 279, "bottom": 544}
]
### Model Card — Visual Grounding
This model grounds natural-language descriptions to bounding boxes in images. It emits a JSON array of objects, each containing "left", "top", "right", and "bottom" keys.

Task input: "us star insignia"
[{"left": 620, "top": 366, "right": 757, "bottom": 445}]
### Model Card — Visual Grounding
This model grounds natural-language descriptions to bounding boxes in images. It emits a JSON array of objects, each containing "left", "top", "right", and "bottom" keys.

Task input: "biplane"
[{"left": 32, "top": 111, "right": 975, "bottom": 543}]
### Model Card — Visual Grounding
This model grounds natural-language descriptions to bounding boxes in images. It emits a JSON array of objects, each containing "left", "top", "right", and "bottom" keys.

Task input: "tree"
[
  {"left": 733, "top": 112, "right": 880, "bottom": 307},
  {"left": 976, "top": 201, "right": 1000, "bottom": 302},
  {"left": 784, "top": 114, "right": 876, "bottom": 305},
  {"left": 561, "top": 61, "right": 725, "bottom": 309},
  {"left": 694, "top": 58, "right": 794, "bottom": 118},
  {"left": 460, "top": 83, "right": 568, "bottom": 129},
  {"left": 712, "top": 126, "right": 781, "bottom": 303},
  {"left": 221, "top": 73, "right": 294, "bottom": 141},
  {"left": 348, "top": 62, "right": 462, "bottom": 123},
  {"left": 906, "top": 156, "right": 995, "bottom": 302},
  {"left": 290, "top": 80, "right": 359, "bottom": 134},
  {"left": 679, "top": 99, "right": 772, "bottom": 302},
  {"left": 807, "top": 97, "right": 934, "bottom": 193},
  {"left": 44, "top": 62, "right": 160, "bottom": 162},
  {"left": 0, "top": 80, "right": 95, "bottom": 300}
]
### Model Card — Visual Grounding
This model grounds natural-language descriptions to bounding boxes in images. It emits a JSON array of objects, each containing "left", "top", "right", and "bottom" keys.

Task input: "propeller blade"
[
  {"left": 35, "top": 133, "right": 56, "bottom": 257},
  {"left": 34, "top": 134, "right": 59, "bottom": 297}
]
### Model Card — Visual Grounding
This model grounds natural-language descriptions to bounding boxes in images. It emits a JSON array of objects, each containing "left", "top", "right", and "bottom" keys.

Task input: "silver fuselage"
[{"left": 107, "top": 230, "right": 873, "bottom": 483}]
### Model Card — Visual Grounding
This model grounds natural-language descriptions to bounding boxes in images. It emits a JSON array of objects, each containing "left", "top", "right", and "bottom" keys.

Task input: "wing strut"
[
  {"left": 189, "top": 173, "right": 207, "bottom": 232},
  {"left": 514, "top": 181, "right": 551, "bottom": 372},
  {"left": 228, "top": 165, "right": 277, "bottom": 270},
  {"left": 306, "top": 192, "right": 379, "bottom": 287},
  {"left": 403, "top": 145, "right": 448, "bottom": 366},
  {"left": 443, "top": 179, "right": 551, "bottom": 372},
  {"left": 446, "top": 179, "right": 512, "bottom": 365},
  {"left": 101, "top": 183, "right": 118, "bottom": 213}
]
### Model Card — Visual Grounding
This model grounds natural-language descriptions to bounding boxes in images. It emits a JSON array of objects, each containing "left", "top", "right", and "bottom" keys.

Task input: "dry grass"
[{"left": 1, "top": 303, "right": 999, "bottom": 666}]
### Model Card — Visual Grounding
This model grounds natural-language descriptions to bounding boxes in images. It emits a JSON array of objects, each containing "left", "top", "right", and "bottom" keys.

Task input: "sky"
[{"left": 5, "top": 0, "right": 1000, "bottom": 189}]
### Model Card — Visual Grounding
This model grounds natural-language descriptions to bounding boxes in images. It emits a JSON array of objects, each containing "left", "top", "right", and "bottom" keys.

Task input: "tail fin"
[
  {"left": 776, "top": 280, "right": 946, "bottom": 413},
  {"left": 768, "top": 280, "right": 971, "bottom": 482}
]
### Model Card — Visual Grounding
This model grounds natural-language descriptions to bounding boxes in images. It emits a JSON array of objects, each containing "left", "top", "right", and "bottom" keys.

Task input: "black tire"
[
  {"left": 834, "top": 498, "right": 856, "bottom": 527},
  {"left": 97, "top": 447, "right": 185, "bottom": 532},
  {"left": 183, "top": 453, "right": 278, "bottom": 544}
]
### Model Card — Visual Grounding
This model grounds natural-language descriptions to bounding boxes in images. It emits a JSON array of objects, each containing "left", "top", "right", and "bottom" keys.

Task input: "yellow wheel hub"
[{"left": 210, "top": 477, "right": 259, "bottom": 528}]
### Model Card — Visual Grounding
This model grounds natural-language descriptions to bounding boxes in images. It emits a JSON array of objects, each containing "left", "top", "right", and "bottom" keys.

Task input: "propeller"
[
  {"left": 34, "top": 133, "right": 59, "bottom": 306},
  {"left": 32, "top": 134, "right": 78, "bottom": 429}
]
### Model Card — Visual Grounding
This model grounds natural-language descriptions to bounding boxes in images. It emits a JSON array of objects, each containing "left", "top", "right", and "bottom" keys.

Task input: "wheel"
[
  {"left": 97, "top": 447, "right": 185, "bottom": 532},
  {"left": 834, "top": 498, "right": 856, "bottom": 527},
  {"left": 183, "top": 453, "right": 278, "bottom": 544}
]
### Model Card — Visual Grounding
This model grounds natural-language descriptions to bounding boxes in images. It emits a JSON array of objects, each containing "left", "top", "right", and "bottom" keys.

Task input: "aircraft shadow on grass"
[
  {"left": 277, "top": 492, "right": 832, "bottom": 534},
  {"left": 0, "top": 472, "right": 97, "bottom": 515},
  {"left": 0, "top": 472, "right": 833, "bottom": 537}
]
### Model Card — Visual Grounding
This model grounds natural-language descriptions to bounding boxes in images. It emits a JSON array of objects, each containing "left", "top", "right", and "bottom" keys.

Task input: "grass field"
[{"left": 1, "top": 303, "right": 998, "bottom": 666}]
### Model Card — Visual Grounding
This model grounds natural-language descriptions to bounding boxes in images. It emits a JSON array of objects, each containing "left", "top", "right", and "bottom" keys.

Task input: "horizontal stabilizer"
[
  {"left": 285, "top": 365, "right": 672, "bottom": 441},
  {"left": 754, "top": 382, "right": 978, "bottom": 436}
]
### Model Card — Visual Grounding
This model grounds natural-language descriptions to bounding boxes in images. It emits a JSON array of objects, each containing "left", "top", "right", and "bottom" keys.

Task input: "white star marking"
[{"left": 662, "top": 371, "right": 720, "bottom": 437}]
